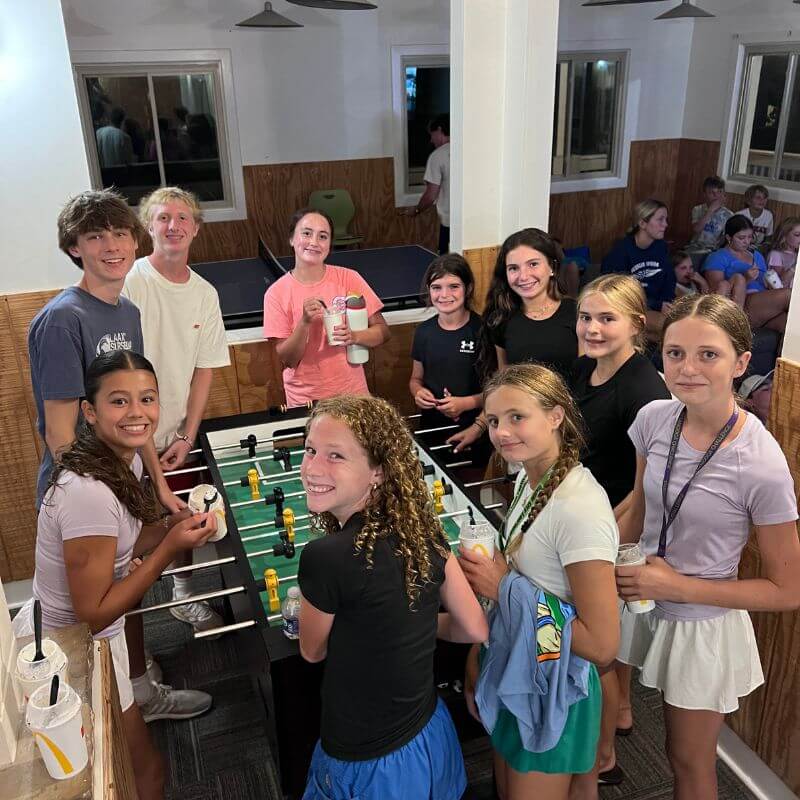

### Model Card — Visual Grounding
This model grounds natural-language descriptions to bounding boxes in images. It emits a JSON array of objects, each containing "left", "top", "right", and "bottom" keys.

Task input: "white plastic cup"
[
  {"left": 322, "top": 309, "right": 345, "bottom": 346},
  {"left": 459, "top": 520, "right": 495, "bottom": 559},
  {"left": 616, "top": 543, "right": 655, "bottom": 614},
  {"left": 15, "top": 639, "right": 69, "bottom": 704},
  {"left": 187, "top": 483, "right": 227, "bottom": 542},
  {"left": 26, "top": 681, "right": 88, "bottom": 780},
  {"left": 764, "top": 268, "right": 784, "bottom": 289}
]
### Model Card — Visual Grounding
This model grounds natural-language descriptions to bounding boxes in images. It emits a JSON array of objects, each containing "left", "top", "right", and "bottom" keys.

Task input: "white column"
[
  {"left": 780, "top": 253, "right": 800, "bottom": 362},
  {"left": 450, "top": 0, "right": 560, "bottom": 252},
  {"left": 0, "top": 0, "right": 91, "bottom": 294}
]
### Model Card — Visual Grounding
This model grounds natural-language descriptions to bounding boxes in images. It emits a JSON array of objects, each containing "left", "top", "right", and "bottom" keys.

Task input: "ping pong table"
[{"left": 192, "top": 240, "right": 437, "bottom": 330}]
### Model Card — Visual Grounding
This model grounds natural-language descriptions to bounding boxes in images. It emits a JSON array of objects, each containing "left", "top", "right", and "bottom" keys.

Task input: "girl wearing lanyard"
[
  {"left": 616, "top": 294, "right": 800, "bottom": 799},
  {"left": 460, "top": 364, "right": 619, "bottom": 799}
]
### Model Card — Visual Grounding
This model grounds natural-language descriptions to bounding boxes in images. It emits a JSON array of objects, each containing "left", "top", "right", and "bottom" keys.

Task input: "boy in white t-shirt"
[
  {"left": 123, "top": 188, "right": 230, "bottom": 643},
  {"left": 737, "top": 184, "right": 774, "bottom": 247}
]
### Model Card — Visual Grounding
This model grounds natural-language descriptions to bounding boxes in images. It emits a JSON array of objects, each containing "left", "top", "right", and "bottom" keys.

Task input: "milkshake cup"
[
  {"left": 616, "top": 543, "right": 655, "bottom": 613},
  {"left": 15, "top": 639, "right": 68, "bottom": 704},
  {"left": 188, "top": 483, "right": 227, "bottom": 542},
  {"left": 322, "top": 308, "right": 345, "bottom": 346},
  {"left": 26, "top": 681, "right": 88, "bottom": 780},
  {"left": 459, "top": 520, "right": 495, "bottom": 559}
]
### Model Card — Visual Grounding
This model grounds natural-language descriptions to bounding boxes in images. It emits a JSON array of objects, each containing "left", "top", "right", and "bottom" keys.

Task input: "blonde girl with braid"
[
  {"left": 297, "top": 395, "right": 487, "bottom": 800},
  {"left": 460, "top": 364, "right": 620, "bottom": 800}
]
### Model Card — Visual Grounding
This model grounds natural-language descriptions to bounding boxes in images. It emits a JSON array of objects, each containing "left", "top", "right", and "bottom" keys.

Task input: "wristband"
[
  {"left": 473, "top": 419, "right": 487, "bottom": 433},
  {"left": 175, "top": 433, "right": 192, "bottom": 446}
]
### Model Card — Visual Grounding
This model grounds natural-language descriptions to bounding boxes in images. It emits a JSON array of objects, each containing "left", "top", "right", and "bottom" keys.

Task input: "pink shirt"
[
  {"left": 767, "top": 249, "right": 797, "bottom": 272},
  {"left": 263, "top": 265, "right": 383, "bottom": 407}
]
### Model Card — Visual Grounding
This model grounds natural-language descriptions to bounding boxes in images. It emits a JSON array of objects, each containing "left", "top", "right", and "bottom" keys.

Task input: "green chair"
[{"left": 308, "top": 189, "right": 364, "bottom": 249}]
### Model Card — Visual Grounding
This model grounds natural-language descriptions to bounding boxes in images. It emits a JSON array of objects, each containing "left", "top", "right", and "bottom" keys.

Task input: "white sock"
[
  {"left": 132, "top": 672, "right": 155, "bottom": 705},
  {"left": 172, "top": 575, "right": 193, "bottom": 600}
]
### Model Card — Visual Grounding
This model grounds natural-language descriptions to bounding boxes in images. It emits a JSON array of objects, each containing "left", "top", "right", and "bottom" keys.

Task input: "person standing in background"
[{"left": 408, "top": 113, "right": 451, "bottom": 254}]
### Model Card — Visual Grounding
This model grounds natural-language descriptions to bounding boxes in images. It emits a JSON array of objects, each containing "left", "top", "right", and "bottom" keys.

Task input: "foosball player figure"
[
  {"left": 273, "top": 446, "right": 292, "bottom": 472},
  {"left": 431, "top": 478, "right": 453, "bottom": 513},
  {"left": 273, "top": 508, "right": 296, "bottom": 559},
  {"left": 240, "top": 468, "right": 261, "bottom": 500},
  {"left": 265, "top": 486, "right": 285, "bottom": 526},
  {"left": 264, "top": 568, "right": 281, "bottom": 613},
  {"left": 240, "top": 433, "right": 258, "bottom": 458}
]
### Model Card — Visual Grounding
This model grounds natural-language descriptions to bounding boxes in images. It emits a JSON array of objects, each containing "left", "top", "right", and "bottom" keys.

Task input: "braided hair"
[
  {"left": 305, "top": 395, "right": 450, "bottom": 607},
  {"left": 483, "top": 364, "right": 585, "bottom": 561}
]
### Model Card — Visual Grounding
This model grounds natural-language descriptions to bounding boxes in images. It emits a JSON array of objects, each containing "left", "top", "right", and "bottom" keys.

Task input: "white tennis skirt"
[{"left": 617, "top": 606, "right": 764, "bottom": 713}]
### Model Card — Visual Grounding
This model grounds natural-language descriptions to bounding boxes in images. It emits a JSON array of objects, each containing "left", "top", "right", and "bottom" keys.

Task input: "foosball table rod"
[
  {"left": 160, "top": 556, "right": 237, "bottom": 577},
  {"left": 125, "top": 586, "right": 246, "bottom": 617},
  {"left": 194, "top": 620, "right": 257, "bottom": 640}
]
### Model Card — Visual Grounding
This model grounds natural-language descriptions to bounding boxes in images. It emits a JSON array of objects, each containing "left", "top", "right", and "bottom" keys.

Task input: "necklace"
[{"left": 525, "top": 299, "right": 557, "bottom": 319}]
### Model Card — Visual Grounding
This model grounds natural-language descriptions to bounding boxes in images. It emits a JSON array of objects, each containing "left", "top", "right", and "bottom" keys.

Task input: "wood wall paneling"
[
  {"left": 204, "top": 347, "right": 241, "bottom": 420},
  {"left": 462, "top": 245, "right": 499, "bottom": 315},
  {"left": 233, "top": 341, "right": 285, "bottom": 414},
  {"left": 371, "top": 323, "right": 417, "bottom": 417},
  {"left": 0, "top": 298, "right": 42, "bottom": 581}
]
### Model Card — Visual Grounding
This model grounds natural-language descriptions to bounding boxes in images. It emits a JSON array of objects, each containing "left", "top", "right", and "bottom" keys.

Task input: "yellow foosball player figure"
[
  {"left": 247, "top": 468, "right": 260, "bottom": 500},
  {"left": 264, "top": 568, "right": 280, "bottom": 613}
]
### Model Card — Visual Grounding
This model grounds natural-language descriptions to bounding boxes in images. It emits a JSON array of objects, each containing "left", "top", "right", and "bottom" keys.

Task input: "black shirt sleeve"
[
  {"left": 488, "top": 318, "right": 507, "bottom": 348},
  {"left": 618, "top": 356, "right": 671, "bottom": 428},
  {"left": 410, "top": 321, "right": 426, "bottom": 363},
  {"left": 298, "top": 533, "right": 365, "bottom": 614}
]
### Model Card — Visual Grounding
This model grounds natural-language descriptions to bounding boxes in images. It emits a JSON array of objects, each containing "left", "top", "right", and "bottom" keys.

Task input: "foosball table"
[{"left": 156, "top": 406, "right": 508, "bottom": 798}]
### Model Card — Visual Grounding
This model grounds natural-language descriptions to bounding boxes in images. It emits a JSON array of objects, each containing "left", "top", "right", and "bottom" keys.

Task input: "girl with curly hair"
[
  {"left": 459, "top": 364, "right": 620, "bottom": 799},
  {"left": 15, "top": 350, "right": 219, "bottom": 800},
  {"left": 296, "top": 395, "right": 488, "bottom": 800}
]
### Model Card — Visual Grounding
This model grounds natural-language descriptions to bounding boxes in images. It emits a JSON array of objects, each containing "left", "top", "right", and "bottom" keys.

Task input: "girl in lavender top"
[{"left": 615, "top": 294, "right": 800, "bottom": 799}]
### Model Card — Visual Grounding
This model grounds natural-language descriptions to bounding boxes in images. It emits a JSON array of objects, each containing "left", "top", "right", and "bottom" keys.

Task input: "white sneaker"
[
  {"left": 145, "top": 653, "right": 163, "bottom": 684},
  {"left": 169, "top": 599, "right": 224, "bottom": 638},
  {"left": 139, "top": 681, "right": 212, "bottom": 723}
]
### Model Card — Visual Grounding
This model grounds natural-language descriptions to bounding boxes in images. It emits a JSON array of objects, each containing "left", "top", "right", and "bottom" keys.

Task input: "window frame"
[
  {"left": 390, "top": 44, "right": 449, "bottom": 208},
  {"left": 550, "top": 49, "right": 629, "bottom": 189},
  {"left": 728, "top": 43, "right": 800, "bottom": 192},
  {"left": 72, "top": 49, "right": 246, "bottom": 222}
]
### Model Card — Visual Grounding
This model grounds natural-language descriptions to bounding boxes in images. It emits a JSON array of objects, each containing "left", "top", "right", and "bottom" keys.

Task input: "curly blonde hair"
[
  {"left": 305, "top": 395, "right": 450, "bottom": 606},
  {"left": 483, "top": 364, "right": 585, "bottom": 560}
]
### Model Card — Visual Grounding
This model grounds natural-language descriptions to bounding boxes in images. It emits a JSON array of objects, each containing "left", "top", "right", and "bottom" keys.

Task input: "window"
[
  {"left": 74, "top": 59, "right": 239, "bottom": 213},
  {"left": 552, "top": 52, "right": 626, "bottom": 181},
  {"left": 391, "top": 45, "right": 449, "bottom": 207},
  {"left": 731, "top": 45, "right": 800, "bottom": 188}
]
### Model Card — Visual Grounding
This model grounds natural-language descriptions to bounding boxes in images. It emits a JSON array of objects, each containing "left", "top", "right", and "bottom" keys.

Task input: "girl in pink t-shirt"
[
  {"left": 766, "top": 215, "right": 799, "bottom": 289},
  {"left": 615, "top": 295, "right": 800, "bottom": 800},
  {"left": 263, "top": 208, "right": 389, "bottom": 407}
]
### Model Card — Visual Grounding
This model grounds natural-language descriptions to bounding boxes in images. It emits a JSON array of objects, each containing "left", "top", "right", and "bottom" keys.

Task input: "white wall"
[
  {"left": 63, "top": 0, "right": 449, "bottom": 166},
  {"left": 0, "top": 1, "right": 91, "bottom": 294},
  {"left": 682, "top": 0, "right": 800, "bottom": 142}
]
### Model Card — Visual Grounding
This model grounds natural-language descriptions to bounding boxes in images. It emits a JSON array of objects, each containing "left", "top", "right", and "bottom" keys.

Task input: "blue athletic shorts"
[{"left": 302, "top": 697, "right": 466, "bottom": 800}]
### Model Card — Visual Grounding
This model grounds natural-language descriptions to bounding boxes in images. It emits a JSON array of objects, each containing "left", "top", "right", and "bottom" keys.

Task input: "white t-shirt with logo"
[
  {"left": 123, "top": 257, "right": 230, "bottom": 451},
  {"left": 424, "top": 142, "right": 450, "bottom": 227},
  {"left": 737, "top": 207, "right": 774, "bottom": 246}
]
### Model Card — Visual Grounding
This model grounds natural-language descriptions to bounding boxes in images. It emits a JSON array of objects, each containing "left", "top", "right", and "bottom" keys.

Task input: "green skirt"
[{"left": 484, "top": 657, "right": 601, "bottom": 775}]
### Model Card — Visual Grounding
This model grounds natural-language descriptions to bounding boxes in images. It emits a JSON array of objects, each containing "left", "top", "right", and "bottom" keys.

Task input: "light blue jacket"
[{"left": 475, "top": 571, "right": 591, "bottom": 753}]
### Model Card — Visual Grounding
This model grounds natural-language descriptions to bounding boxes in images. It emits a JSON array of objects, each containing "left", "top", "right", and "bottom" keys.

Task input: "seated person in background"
[
  {"left": 14, "top": 351, "right": 218, "bottom": 800},
  {"left": 409, "top": 254, "right": 491, "bottom": 470},
  {"left": 702, "top": 215, "right": 791, "bottom": 333},
  {"left": 686, "top": 176, "right": 733, "bottom": 264},
  {"left": 737, "top": 184, "right": 773, "bottom": 247},
  {"left": 601, "top": 199, "right": 675, "bottom": 341},
  {"left": 673, "top": 249, "right": 709, "bottom": 297},
  {"left": 298, "top": 395, "right": 487, "bottom": 800},
  {"left": 263, "top": 208, "right": 390, "bottom": 408},
  {"left": 767, "top": 216, "right": 799, "bottom": 289}
]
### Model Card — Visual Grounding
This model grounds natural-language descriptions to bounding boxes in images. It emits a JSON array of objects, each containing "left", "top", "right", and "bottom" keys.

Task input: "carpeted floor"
[{"left": 143, "top": 570, "right": 756, "bottom": 800}]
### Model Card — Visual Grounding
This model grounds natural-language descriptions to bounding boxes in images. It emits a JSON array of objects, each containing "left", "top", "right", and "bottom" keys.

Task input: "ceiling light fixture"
[
  {"left": 582, "top": 1, "right": 664, "bottom": 6},
  {"left": 286, "top": 0, "right": 377, "bottom": 9},
  {"left": 236, "top": 2, "right": 303, "bottom": 28},
  {"left": 655, "top": 0, "right": 714, "bottom": 18}
]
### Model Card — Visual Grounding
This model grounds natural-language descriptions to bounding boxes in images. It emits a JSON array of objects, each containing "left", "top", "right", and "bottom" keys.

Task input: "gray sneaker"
[
  {"left": 169, "top": 599, "right": 224, "bottom": 638},
  {"left": 139, "top": 681, "right": 212, "bottom": 723}
]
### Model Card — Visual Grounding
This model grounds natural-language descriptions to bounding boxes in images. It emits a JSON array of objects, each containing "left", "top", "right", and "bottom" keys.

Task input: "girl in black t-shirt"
[
  {"left": 449, "top": 228, "right": 578, "bottom": 455},
  {"left": 570, "top": 274, "right": 669, "bottom": 788},
  {"left": 297, "top": 395, "right": 488, "bottom": 800},
  {"left": 410, "top": 254, "right": 491, "bottom": 470}
]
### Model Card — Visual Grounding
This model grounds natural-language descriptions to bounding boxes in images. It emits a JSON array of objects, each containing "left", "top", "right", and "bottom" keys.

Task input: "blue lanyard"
[{"left": 658, "top": 405, "right": 738, "bottom": 558}]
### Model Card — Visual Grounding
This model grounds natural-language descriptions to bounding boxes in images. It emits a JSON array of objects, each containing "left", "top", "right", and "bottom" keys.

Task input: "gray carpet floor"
[{"left": 142, "top": 571, "right": 756, "bottom": 800}]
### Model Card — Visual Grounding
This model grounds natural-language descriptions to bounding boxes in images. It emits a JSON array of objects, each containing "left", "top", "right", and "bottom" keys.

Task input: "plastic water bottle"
[
  {"left": 281, "top": 586, "right": 301, "bottom": 640},
  {"left": 345, "top": 295, "right": 369, "bottom": 364}
]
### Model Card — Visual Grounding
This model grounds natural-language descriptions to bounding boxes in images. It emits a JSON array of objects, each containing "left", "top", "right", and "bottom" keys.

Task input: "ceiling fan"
[{"left": 583, "top": 0, "right": 715, "bottom": 17}]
